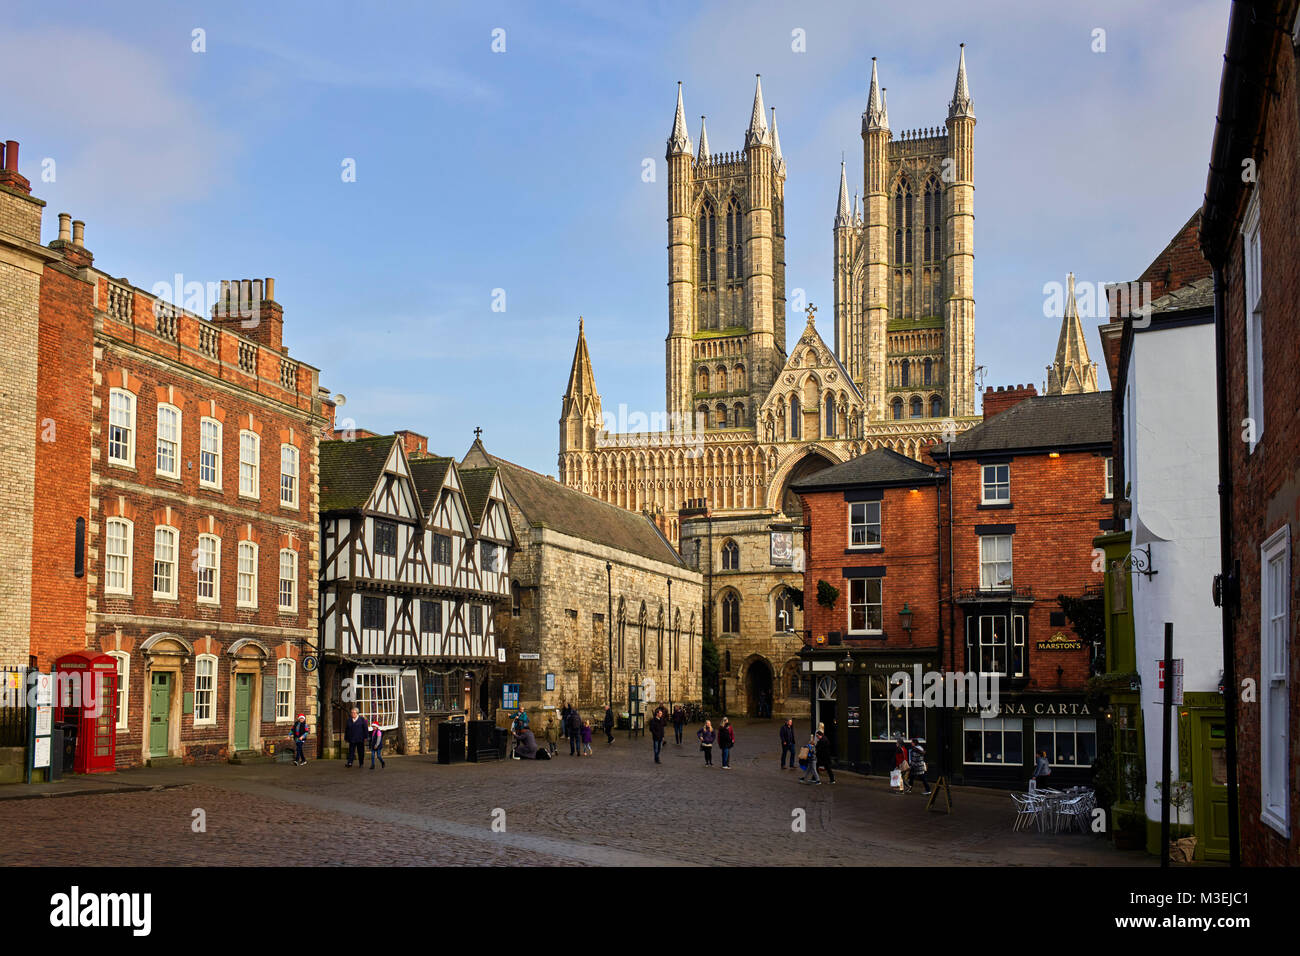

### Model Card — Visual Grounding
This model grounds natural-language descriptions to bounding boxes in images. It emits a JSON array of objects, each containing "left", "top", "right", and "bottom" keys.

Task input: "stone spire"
[
  {"left": 667, "top": 82, "right": 692, "bottom": 156},
  {"left": 770, "top": 107, "right": 785, "bottom": 175},
  {"left": 836, "top": 161, "right": 851, "bottom": 226},
  {"left": 746, "top": 74, "right": 772, "bottom": 148},
  {"left": 949, "top": 43, "right": 974, "bottom": 118},
  {"left": 560, "top": 316, "right": 603, "bottom": 453},
  {"left": 1046, "top": 274, "right": 1100, "bottom": 395},
  {"left": 697, "top": 115, "right": 711, "bottom": 162},
  {"left": 862, "top": 57, "right": 889, "bottom": 133},
  {"left": 565, "top": 316, "right": 599, "bottom": 401}
]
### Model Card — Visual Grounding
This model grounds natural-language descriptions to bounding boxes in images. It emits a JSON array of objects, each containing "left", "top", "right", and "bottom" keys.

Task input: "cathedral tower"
[
  {"left": 665, "top": 77, "right": 787, "bottom": 432},
  {"left": 834, "top": 47, "right": 977, "bottom": 422}
]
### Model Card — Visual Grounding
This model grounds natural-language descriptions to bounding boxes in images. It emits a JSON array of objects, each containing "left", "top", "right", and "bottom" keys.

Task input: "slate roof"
[
  {"left": 943, "top": 392, "right": 1112, "bottom": 457},
  {"left": 319, "top": 436, "right": 395, "bottom": 513},
  {"left": 789, "top": 447, "right": 939, "bottom": 492},
  {"left": 476, "top": 452, "right": 683, "bottom": 566},
  {"left": 407, "top": 456, "right": 453, "bottom": 515},
  {"left": 459, "top": 467, "right": 499, "bottom": 525},
  {"left": 1149, "top": 276, "right": 1214, "bottom": 315}
]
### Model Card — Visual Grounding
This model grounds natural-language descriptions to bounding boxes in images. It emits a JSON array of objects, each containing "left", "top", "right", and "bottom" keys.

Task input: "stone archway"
[
  {"left": 743, "top": 655, "right": 774, "bottom": 718},
  {"left": 769, "top": 449, "right": 839, "bottom": 518}
]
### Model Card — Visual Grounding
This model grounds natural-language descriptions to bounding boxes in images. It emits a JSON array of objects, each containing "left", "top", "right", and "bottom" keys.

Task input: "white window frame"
[
  {"left": 197, "top": 534, "right": 220, "bottom": 604},
  {"left": 239, "top": 430, "right": 261, "bottom": 498},
  {"left": 105, "top": 517, "right": 133, "bottom": 595},
  {"left": 193, "top": 654, "right": 216, "bottom": 726},
  {"left": 981, "top": 463, "right": 1010, "bottom": 504},
  {"left": 275, "top": 658, "right": 294, "bottom": 723},
  {"left": 199, "top": 417, "right": 223, "bottom": 489},
  {"left": 280, "top": 443, "right": 299, "bottom": 507},
  {"left": 237, "top": 540, "right": 258, "bottom": 608},
  {"left": 108, "top": 651, "right": 129, "bottom": 732},
  {"left": 354, "top": 667, "right": 399, "bottom": 731},
  {"left": 1034, "top": 717, "right": 1098, "bottom": 768},
  {"left": 152, "top": 525, "right": 178, "bottom": 599},
  {"left": 847, "top": 577, "right": 883, "bottom": 635},
  {"left": 962, "top": 716, "right": 1025, "bottom": 766},
  {"left": 849, "top": 500, "right": 882, "bottom": 549},
  {"left": 1242, "top": 191, "right": 1263, "bottom": 453},
  {"left": 980, "top": 534, "right": 1013, "bottom": 590},
  {"left": 278, "top": 549, "right": 298, "bottom": 612},
  {"left": 155, "top": 403, "right": 181, "bottom": 479},
  {"left": 107, "top": 388, "right": 136, "bottom": 466},
  {"left": 1260, "top": 525, "right": 1291, "bottom": 836},
  {"left": 1103, "top": 456, "right": 1114, "bottom": 500},
  {"left": 967, "top": 612, "right": 1027, "bottom": 679}
]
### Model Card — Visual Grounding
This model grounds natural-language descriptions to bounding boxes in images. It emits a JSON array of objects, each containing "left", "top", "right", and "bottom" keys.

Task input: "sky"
[{"left": 4, "top": 0, "right": 1229, "bottom": 476}]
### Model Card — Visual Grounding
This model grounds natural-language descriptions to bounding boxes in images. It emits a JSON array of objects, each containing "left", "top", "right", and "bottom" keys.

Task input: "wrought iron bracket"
[{"left": 1112, "top": 544, "right": 1157, "bottom": 579}]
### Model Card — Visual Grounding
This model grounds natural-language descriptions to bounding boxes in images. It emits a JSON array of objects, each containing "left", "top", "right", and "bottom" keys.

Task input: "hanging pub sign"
[
  {"left": 1035, "top": 631, "right": 1082, "bottom": 652},
  {"left": 770, "top": 532, "right": 794, "bottom": 567}
]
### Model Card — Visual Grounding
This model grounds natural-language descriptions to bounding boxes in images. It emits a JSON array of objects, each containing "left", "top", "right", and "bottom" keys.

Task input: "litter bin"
[
  {"left": 437, "top": 720, "right": 465, "bottom": 764},
  {"left": 465, "top": 720, "right": 499, "bottom": 762}
]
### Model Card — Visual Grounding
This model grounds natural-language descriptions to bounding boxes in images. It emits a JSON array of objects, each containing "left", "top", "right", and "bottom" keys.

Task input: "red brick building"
[
  {"left": 1201, "top": 0, "right": 1300, "bottom": 865},
  {"left": 8, "top": 140, "right": 329, "bottom": 768},
  {"left": 795, "top": 389, "right": 1112, "bottom": 786}
]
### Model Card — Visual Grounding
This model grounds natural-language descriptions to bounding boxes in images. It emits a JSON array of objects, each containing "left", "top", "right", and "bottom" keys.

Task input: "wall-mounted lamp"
[
  {"left": 1048, "top": 452, "right": 1061, "bottom": 459},
  {"left": 898, "top": 602, "right": 914, "bottom": 636}
]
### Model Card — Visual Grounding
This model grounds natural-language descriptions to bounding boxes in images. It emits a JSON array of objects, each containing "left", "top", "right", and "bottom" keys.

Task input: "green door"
[
  {"left": 234, "top": 674, "right": 252, "bottom": 751},
  {"left": 149, "top": 672, "right": 171, "bottom": 757},
  {"left": 1194, "top": 715, "right": 1230, "bottom": 861}
]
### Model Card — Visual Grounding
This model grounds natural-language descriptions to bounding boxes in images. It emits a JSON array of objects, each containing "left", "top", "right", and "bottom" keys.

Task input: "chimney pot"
[
  {"left": 241, "top": 279, "right": 252, "bottom": 305},
  {"left": 71, "top": 220, "right": 85, "bottom": 246},
  {"left": 265, "top": 277, "right": 274, "bottom": 301},
  {"left": 4, "top": 140, "right": 17, "bottom": 172},
  {"left": 57, "top": 213, "right": 72, "bottom": 242},
  {"left": 252, "top": 278, "right": 263, "bottom": 302}
]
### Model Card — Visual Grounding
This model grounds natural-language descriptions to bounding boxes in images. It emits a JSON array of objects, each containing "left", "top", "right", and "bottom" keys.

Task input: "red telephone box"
[{"left": 54, "top": 651, "right": 118, "bottom": 773}]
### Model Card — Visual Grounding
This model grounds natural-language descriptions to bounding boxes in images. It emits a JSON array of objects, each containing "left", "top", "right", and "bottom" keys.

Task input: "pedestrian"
[
  {"left": 603, "top": 704, "right": 615, "bottom": 745},
  {"left": 779, "top": 718, "right": 797, "bottom": 770},
  {"left": 799, "top": 735, "right": 821, "bottom": 784},
  {"left": 544, "top": 713, "right": 559, "bottom": 756},
  {"left": 906, "top": 738, "right": 930, "bottom": 795},
  {"left": 291, "top": 713, "right": 309, "bottom": 766},
  {"left": 697, "top": 720, "right": 716, "bottom": 767},
  {"left": 649, "top": 707, "right": 667, "bottom": 763},
  {"left": 672, "top": 704, "right": 686, "bottom": 744},
  {"left": 814, "top": 729, "right": 835, "bottom": 784},
  {"left": 891, "top": 735, "right": 909, "bottom": 793},
  {"left": 514, "top": 726, "right": 539, "bottom": 760},
  {"left": 717, "top": 716, "right": 735, "bottom": 770},
  {"left": 369, "top": 719, "right": 386, "bottom": 770},
  {"left": 344, "top": 707, "right": 368, "bottom": 769},
  {"left": 581, "top": 720, "right": 594, "bottom": 756},
  {"left": 1030, "top": 750, "right": 1051, "bottom": 790},
  {"left": 566, "top": 706, "right": 582, "bottom": 756}
]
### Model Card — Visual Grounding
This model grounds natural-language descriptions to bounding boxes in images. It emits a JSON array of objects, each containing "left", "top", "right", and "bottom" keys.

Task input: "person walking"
[
  {"left": 672, "top": 705, "right": 686, "bottom": 744},
  {"left": 814, "top": 729, "right": 835, "bottom": 784},
  {"left": 345, "top": 708, "right": 368, "bottom": 769},
  {"left": 566, "top": 707, "right": 582, "bottom": 756},
  {"left": 603, "top": 705, "right": 615, "bottom": 745},
  {"left": 906, "top": 738, "right": 930, "bottom": 795},
  {"left": 779, "top": 718, "right": 797, "bottom": 770},
  {"left": 580, "top": 720, "right": 594, "bottom": 756},
  {"left": 543, "top": 713, "right": 559, "bottom": 756},
  {"left": 717, "top": 716, "right": 736, "bottom": 770},
  {"left": 368, "top": 719, "right": 386, "bottom": 770},
  {"left": 649, "top": 707, "right": 667, "bottom": 764},
  {"left": 799, "top": 734, "right": 821, "bottom": 784},
  {"left": 697, "top": 720, "right": 716, "bottom": 767},
  {"left": 291, "top": 714, "right": 309, "bottom": 766},
  {"left": 1030, "top": 750, "right": 1051, "bottom": 790},
  {"left": 892, "top": 735, "right": 910, "bottom": 793}
]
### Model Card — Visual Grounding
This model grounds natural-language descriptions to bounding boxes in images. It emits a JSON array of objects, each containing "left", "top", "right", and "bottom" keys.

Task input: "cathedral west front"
[{"left": 559, "top": 50, "right": 984, "bottom": 717}]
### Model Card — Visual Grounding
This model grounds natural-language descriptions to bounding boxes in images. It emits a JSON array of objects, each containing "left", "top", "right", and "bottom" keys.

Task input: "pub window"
[
  {"left": 979, "top": 534, "right": 1013, "bottom": 590},
  {"left": 432, "top": 533, "right": 452, "bottom": 565},
  {"left": 1034, "top": 717, "right": 1097, "bottom": 767},
  {"left": 981, "top": 463, "right": 1010, "bottom": 503},
  {"left": 420, "top": 600, "right": 442, "bottom": 635},
  {"left": 849, "top": 501, "right": 881, "bottom": 548},
  {"left": 374, "top": 520, "right": 397, "bottom": 557},
  {"left": 848, "top": 578, "right": 883, "bottom": 634},
  {"left": 361, "top": 595, "right": 386, "bottom": 631},
  {"left": 963, "top": 716, "right": 1024, "bottom": 765},
  {"left": 966, "top": 612, "right": 1026, "bottom": 677},
  {"left": 869, "top": 673, "right": 924, "bottom": 741}
]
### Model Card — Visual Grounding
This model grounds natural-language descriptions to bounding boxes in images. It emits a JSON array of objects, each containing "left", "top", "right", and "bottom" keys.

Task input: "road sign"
[{"left": 1156, "top": 659, "right": 1184, "bottom": 705}]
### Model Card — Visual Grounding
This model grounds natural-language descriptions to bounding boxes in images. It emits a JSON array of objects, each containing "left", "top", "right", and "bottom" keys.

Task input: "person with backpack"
[
  {"left": 369, "top": 719, "right": 386, "bottom": 770},
  {"left": 603, "top": 704, "right": 615, "bottom": 745},
  {"left": 671, "top": 705, "right": 686, "bottom": 744},
  {"left": 566, "top": 707, "right": 583, "bottom": 756},
  {"left": 906, "top": 738, "right": 930, "bottom": 795},
  {"left": 779, "top": 718, "right": 797, "bottom": 770},
  {"left": 798, "top": 734, "right": 821, "bottom": 784},
  {"left": 717, "top": 716, "right": 736, "bottom": 769},
  {"left": 291, "top": 714, "right": 309, "bottom": 766},
  {"left": 814, "top": 729, "right": 835, "bottom": 784},
  {"left": 344, "top": 708, "right": 368, "bottom": 769},
  {"left": 649, "top": 707, "right": 667, "bottom": 764},
  {"left": 697, "top": 720, "right": 716, "bottom": 767}
]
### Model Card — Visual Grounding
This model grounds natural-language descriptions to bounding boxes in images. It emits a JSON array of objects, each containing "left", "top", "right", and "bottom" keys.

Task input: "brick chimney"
[
  {"left": 211, "top": 277, "right": 284, "bottom": 353},
  {"left": 982, "top": 383, "right": 1037, "bottom": 420},
  {"left": 0, "top": 140, "right": 31, "bottom": 195},
  {"left": 395, "top": 429, "right": 430, "bottom": 458}
]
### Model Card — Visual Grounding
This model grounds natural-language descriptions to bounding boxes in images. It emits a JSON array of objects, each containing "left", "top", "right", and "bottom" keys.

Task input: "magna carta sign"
[{"left": 1036, "top": 631, "right": 1082, "bottom": 652}]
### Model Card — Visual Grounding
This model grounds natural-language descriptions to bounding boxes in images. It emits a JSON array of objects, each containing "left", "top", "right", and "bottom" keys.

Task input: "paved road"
[{"left": 0, "top": 719, "right": 1150, "bottom": 867}]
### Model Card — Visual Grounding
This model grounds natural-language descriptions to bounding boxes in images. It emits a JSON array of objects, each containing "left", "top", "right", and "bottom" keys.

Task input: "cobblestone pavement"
[{"left": 0, "top": 719, "right": 1152, "bottom": 867}]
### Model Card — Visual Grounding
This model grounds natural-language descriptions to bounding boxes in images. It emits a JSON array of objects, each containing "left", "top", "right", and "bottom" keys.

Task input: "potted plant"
[{"left": 1155, "top": 781, "right": 1197, "bottom": 863}]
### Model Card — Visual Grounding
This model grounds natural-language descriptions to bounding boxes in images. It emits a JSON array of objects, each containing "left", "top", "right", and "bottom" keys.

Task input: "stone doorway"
[{"left": 745, "top": 657, "right": 773, "bottom": 718}]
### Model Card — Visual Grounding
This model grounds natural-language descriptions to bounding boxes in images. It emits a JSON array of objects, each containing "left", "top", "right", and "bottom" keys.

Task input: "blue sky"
[{"left": 5, "top": 0, "right": 1227, "bottom": 475}]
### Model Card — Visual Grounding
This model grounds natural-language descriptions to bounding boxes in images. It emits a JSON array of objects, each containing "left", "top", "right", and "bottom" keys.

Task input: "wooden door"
[
  {"left": 149, "top": 673, "right": 171, "bottom": 757},
  {"left": 234, "top": 674, "right": 252, "bottom": 751}
]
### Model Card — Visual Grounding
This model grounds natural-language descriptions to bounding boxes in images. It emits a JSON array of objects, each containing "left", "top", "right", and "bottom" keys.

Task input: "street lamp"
[{"left": 899, "top": 602, "right": 914, "bottom": 642}]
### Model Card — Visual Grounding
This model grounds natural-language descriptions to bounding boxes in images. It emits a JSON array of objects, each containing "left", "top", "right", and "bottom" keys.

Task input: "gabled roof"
[
  {"left": 319, "top": 436, "right": 398, "bottom": 513},
  {"left": 407, "top": 456, "right": 454, "bottom": 515},
  {"left": 942, "top": 392, "right": 1112, "bottom": 457},
  {"left": 790, "top": 447, "right": 939, "bottom": 492},
  {"left": 459, "top": 467, "right": 499, "bottom": 525},
  {"left": 462, "top": 441, "right": 683, "bottom": 567}
]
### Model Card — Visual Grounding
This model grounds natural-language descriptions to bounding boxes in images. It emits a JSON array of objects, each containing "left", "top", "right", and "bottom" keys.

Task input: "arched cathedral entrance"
[
  {"left": 777, "top": 451, "right": 837, "bottom": 519},
  {"left": 745, "top": 656, "right": 774, "bottom": 718}
]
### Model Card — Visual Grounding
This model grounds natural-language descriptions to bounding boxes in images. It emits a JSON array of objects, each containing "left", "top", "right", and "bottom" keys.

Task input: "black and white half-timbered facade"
[{"left": 318, "top": 435, "right": 515, "bottom": 756}]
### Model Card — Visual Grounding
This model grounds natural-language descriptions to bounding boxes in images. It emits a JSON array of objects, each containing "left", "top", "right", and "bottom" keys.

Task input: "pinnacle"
[
  {"left": 667, "top": 81, "right": 692, "bottom": 155},
  {"left": 746, "top": 74, "right": 772, "bottom": 148},
  {"left": 697, "top": 115, "right": 711, "bottom": 162},
  {"left": 949, "top": 44, "right": 974, "bottom": 118}
]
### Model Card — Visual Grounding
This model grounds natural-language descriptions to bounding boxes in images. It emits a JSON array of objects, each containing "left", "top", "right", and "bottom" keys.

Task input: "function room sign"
[{"left": 1036, "top": 631, "right": 1082, "bottom": 652}]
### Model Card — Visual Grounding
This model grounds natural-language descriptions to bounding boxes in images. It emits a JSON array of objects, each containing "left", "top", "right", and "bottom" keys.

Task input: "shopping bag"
[
  {"left": 797, "top": 746, "right": 810, "bottom": 762},
  {"left": 890, "top": 769, "right": 902, "bottom": 788}
]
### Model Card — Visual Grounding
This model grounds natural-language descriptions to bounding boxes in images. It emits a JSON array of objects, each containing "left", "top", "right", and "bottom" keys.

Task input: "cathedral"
[{"left": 557, "top": 48, "right": 1031, "bottom": 716}]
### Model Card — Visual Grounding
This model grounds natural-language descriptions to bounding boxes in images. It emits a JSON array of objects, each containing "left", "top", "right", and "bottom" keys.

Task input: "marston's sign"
[{"left": 1035, "top": 631, "right": 1082, "bottom": 652}]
